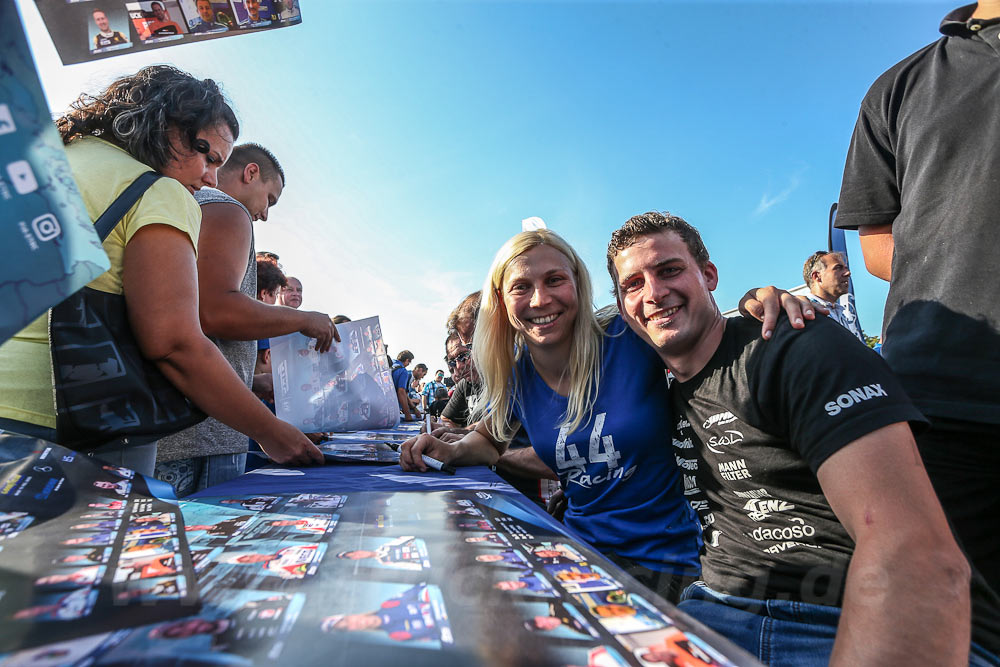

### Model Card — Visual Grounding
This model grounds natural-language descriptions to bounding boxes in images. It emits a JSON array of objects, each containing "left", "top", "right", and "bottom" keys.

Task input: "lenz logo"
[{"left": 825, "top": 384, "right": 887, "bottom": 416}]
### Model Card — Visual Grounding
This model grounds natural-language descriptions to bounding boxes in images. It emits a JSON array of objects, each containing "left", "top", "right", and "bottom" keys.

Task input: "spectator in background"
[
  {"left": 440, "top": 334, "right": 476, "bottom": 428},
  {"left": 421, "top": 370, "right": 446, "bottom": 411},
  {"left": 446, "top": 291, "right": 481, "bottom": 346},
  {"left": 408, "top": 363, "right": 428, "bottom": 409},
  {"left": 391, "top": 351, "right": 421, "bottom": 422},
  {"left": 278, "top": 276, "right": 302, "bottom": 309},
  {"left": 255, "top": 253, "right": 286, "bottom": 304},
  {"left": 427, "top": 388, "right": 450, "bottom": 419},
  {"left": 836, "top": 2, "right": 1000, "bottom": 593},
  {"left": 801, "top": 250, "right": 864, "bottom": 342},
  {"left": 154, "top": 143, "right": 336, "bottom": 495}
]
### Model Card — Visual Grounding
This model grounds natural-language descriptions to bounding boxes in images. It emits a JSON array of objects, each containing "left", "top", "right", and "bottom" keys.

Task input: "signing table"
[{"left": 0, "top": 428, "right": 760, "bottom": 666}]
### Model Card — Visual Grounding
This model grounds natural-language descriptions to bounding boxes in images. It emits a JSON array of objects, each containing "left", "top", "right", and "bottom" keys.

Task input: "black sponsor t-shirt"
[
  {"left": 440, "top": 378, "right": 479, "bottom": 427},
  {"left": 671, "top": 316, "right": 925, "bottom": 605}
]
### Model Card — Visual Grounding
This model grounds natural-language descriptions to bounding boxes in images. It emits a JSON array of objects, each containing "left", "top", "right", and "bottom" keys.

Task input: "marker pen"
[{"left": 421, "top": 454, "right": 456, "bottom": 475}]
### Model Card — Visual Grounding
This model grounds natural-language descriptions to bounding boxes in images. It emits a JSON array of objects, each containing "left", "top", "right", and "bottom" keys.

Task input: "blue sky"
[{"left": 19, "top": 0, "right": 953, "bottom": 368}]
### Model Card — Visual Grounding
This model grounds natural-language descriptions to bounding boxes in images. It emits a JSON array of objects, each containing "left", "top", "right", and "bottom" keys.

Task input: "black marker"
[{"left": 421, "top": 454, "right": 456, "bottom": 475}]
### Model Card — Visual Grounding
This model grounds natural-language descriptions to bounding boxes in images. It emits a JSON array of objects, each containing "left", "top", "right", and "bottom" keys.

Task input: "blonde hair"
[{"left": 473, "top": 230, "right": 604, "bottom": 443}]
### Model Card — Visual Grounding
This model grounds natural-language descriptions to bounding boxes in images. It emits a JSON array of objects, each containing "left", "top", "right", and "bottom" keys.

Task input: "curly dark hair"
[
  {"left": 256, "top": 256, "right": 287, "bottom": 298},
  {"left": 606, "top": 211, "right": 710, "bottom": 292},
  {"left": 56, "top": 65, "right": 239, "bottom": 171}
]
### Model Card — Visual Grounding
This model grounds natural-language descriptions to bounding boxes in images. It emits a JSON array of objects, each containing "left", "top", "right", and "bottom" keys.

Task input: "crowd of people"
[{"left": 0, "top": 4, "right": 998, "bottom": 664}]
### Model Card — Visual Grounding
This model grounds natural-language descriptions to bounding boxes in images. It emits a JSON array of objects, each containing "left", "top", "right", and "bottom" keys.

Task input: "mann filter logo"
[
  {"left": 672, "top": 437, "right": 694, "bottom": 449},
  {"left": 743, "top": 498, "right": 794, "bottom": 522},
  {"left": 825, "top": 384, "right": 887, "bottom": 416},
  {"left": 674, "top": 456, "right": 698, "bottom": 471},
  {"left": 718, "top": 458, "right": 751, "bottom": 481},
  {"left": 706, "top": 430, "right": 743, "bottom": 454},
  {"left": 703, "top": 411, "right": 737, "bottom": 429}
]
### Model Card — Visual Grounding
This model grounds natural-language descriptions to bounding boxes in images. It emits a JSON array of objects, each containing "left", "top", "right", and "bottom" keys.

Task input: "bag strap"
[{"left": 93, "top": 171, "right": 162, "bottom": 242}]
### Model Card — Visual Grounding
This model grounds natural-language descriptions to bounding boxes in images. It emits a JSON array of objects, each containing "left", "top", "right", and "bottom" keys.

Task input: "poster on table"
[
  {"left": 0, "top": 0, "right": 111, "bottom": 346},
  {"left": 0, "top": 439, "right": 198, "bottom": 652},
  {"left": 0, "top": 485, "right": 756, "bottom": 665},
  {"left": 33, "top": 0, "right": 303, "bottom": 65},
  {"left": 271, "top": 316, "right": 400, "bottom": 433}
]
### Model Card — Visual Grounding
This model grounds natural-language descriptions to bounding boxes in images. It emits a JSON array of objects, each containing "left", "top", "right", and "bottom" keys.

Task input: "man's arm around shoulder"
[{"left": 819, "top": 422, "right": 970, "bottom": 666}]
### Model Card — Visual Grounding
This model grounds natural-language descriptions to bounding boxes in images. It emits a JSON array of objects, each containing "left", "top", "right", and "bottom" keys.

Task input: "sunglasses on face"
[{"left": 445, "top": 351, "right": 472, "bottom": 370}]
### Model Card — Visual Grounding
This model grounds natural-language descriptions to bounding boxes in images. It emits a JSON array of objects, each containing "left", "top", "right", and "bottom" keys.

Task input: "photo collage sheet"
[
  {"left": 34, "top": 0, "right": 303, "bottom": 64},
  {"left": 0, "top": 440, "right": 198, "bottom": 655},
  {"left": 1, "top": 481, "right": 746, "bottom": 666},
  {"left": 271, "top": 316, "right": 400, "bottom": 438}
]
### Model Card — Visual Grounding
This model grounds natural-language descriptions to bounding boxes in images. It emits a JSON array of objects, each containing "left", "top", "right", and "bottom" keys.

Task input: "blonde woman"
[{"left": 402, "top": 230, "right": 817, "bottom": 601}]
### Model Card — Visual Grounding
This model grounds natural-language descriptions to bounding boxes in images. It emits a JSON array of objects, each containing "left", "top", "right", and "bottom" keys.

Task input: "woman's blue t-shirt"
[{"left": 510, "top": 316, "right": 701, "bottom": 572}]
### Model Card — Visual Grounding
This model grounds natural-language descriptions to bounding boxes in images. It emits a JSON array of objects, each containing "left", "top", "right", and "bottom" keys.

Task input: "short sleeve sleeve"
[
  {"left": 121, "top": 177, "right": 202, "bottom": 251},
  {"left": 753, "top": 318, "right": 927, "bottom": 472},
  {"left": 835, "top": 91, "right": 900, "bottom": 230}
]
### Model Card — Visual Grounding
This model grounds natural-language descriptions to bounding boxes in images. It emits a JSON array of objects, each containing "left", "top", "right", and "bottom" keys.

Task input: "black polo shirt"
[{"left": 836, "top": 4, "right": 1000, "bottom": 425}]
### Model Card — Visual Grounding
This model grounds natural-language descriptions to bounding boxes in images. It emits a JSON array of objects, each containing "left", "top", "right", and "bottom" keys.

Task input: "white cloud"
[{"left": 753, "top": 168, "right": 806, "bottom": 218}]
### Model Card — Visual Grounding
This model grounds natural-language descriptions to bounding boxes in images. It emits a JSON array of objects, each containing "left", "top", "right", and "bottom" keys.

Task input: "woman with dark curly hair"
[{"left": 0, "top": 65, "right": 323, "bottom": 474}]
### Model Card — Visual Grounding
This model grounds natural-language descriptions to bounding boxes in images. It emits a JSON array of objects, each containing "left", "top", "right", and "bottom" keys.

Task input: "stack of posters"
[
  {"left": 1, "top": 483, "right": 752, "bottom": 665},
  {"left": 271, "top": 316, "right": 400, "bottom": 434},
  {"left": 33, "top": 0, "right": 304, "bottom": 65},
  {"left": 0, "top": 441, "right": 198, "bottom": 654}
]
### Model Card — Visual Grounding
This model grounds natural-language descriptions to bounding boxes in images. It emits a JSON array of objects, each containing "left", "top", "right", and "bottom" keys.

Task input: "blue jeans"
[
  {"left": 153, "top": 452, "right": 247, "bottom": 498},
  {"left": 679, "top": 581, "right": 837, "bottom": 667},
  {"left": 680, "top": 581, "right": 999, "bottom": 667}
]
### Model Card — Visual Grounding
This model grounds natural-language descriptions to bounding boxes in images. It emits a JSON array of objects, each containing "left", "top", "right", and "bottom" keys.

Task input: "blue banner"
[{"left": 0, "top": 0, "right": 110, "bottom": 345}]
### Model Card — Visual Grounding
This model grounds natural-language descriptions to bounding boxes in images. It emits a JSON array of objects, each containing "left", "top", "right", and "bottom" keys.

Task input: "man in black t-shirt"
[
  {"left": 836, "top": 3, "right": 1000, "bottom": 594},
  {"left": 607, "top": 211, "right": 998, "bottom": 665}
]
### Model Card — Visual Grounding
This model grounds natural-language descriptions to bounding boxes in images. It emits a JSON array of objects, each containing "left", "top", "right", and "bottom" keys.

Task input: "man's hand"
[
  {"left": 257, "top": 420, "right": 325, "bottom": 467},
  {"left": 546, "top": 488, "right": 567, "bottom": 521},
  {"left": 739, "top": 286, "right": 827, "bottom": 340},
  {"left": 399, "top": 434, "right": 456, "bottom": 471},
  {"left": 252, "top": 373, "right": 273, "bottom": 402},
  {"left": 298, "top": 311, "right": 339, "bottom": 353}
]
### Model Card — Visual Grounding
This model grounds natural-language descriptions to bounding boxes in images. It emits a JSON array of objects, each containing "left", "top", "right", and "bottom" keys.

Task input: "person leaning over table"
[
  {"left": 0, "top": 65, "right": 323, "bottom": 474},
  {"left": 400, "top": 229, "right": 817, "bottom": 603}
]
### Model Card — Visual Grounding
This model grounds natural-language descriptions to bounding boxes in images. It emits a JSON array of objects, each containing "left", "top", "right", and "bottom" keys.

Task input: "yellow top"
[{"left": 0, "top": 138, "right": 201, "bottom": 428}]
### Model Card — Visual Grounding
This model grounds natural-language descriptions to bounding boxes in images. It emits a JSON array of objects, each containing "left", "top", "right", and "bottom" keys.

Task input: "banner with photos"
[
  {"left": 0, "top": 438, "right": 199, "bottom": 652},
  {"left": 0, "top": 0, "right": 111, "bottom": 346},
  {"left": 33, "top": 0, "right": 303, "bottom": 65},
  {"left": 271, "top": 316, "right": 401, "bottom": 433}
]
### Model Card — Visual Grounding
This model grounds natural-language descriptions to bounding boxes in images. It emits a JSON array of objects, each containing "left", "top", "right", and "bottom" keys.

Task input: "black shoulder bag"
[{"left": 48, "top": 171, "right": 206, "bottom": 451}]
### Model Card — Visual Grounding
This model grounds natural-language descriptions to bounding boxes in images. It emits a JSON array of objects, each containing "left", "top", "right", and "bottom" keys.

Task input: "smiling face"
[
  {"left": 151, "top": 2, "right": 167, "bottom": 21},
  {"left": 93, "top": 10, "right": 110, "bottom": 31},
  {"left": 244, "top": 0, "right": 261, "bottom": 20},
  {"left": 613, "top": 230, "right": 719, "bottom": 362},
  {"left": 160, "top": 123, "right": 234, "bottom": 193},
  {"left": 501, "top": 244, "right": 579, "bottom": 356}
]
